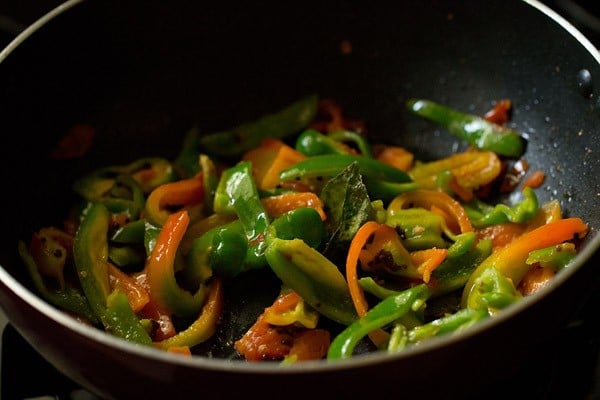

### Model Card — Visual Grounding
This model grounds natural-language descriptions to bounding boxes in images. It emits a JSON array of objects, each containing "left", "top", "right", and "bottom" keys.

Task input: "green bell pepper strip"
[
  {"left": 73, "top": 202, "right": 113, "bottom": 321},
  {"left": 295, "top": 129, "right": 351, "bottom": 156},
  {"left": 279, "top": 154, "right": 412, "bottom": 184},
  {"left": 105, "top": 289, "right": 153, "bottom": 345},
  {"left": 462, "top": 217, "right": 588, "bottom": 310},
  {"left": 427, "top": 238, "right": 492, "bottom": 296},
  {"left": 270, "top": 207, "right": 324, "bottom": 249},
  {"left": 358, "top": 277, "right": 402, "bottom": 300},
  {"left": 387, "top": 309, "right": 486, "bottom": 353},
  {"left": 265, "top": 237, "right": 358, "bottom": 326},
  {"left": 386, "top": 208, "right": 449, "bottom": 251},
  {"left": 465, "top": 187, "right": 539, "bottom": 228},
  {"left": 200, "top": 154, "right": 219, "bottom": 215},
  {"left": 466, "top": 267, "right": 522, "bottom": 314},
  {"left": 75, "top": 174, "right": 145, "bottom": 219},
  {"left": 186, "top": 207, "right": 325, "bottom": 280},
  {"left": 73, "top": 157, "right": 177, "bottom": 198},
  {"left": 402, "top": 308, "right": 487, "bottom": 346},
  {"left": 180, "top": 94, "right": 319, "bottom": 161},
  {"left": 329, "top": 130, "right": 373, "bottom": 158},
  {"left": 295, "top": 129, "right": 373, "bottom": 158},
  {"left": 154, "top": 277, "right": 223, "bottom": 350},
  {"left": 73, "top": 202, "right": 152, "bottom": 343},
  {"left": 110, "top": 219, "right": 146, "bottom": 244},
  {"left": 208, "top": 221, "right": 249, "bottom": 278},
  {"left": 216, "top": 161, "right": 270, "bottom": 263},
  {"left": 445, "top": 232, "right": 477, "bottom": 258},
  {"left": 17, "top": 241, "right": 99, "bottom": 324},
  {"left": 358, "top": 236, "right": 492, "bottom": 299},
  {"left": 526, "top": 243, "right": 576, "bottom": 270},
  {"left": 407, "top": 99, "right": 525, "bottom": 157},
  {"left": 108, "top": 245, "right": 145, "bottom": 268},
  {"left": 143, "top": 220, "right": 162, "bottom": 255},
  {"left": 327, "top": 284, "right": 430, "bottom": 360}
]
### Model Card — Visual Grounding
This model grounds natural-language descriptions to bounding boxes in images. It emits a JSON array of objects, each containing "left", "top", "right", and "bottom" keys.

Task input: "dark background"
[{"left": 1, "top": 1, "right": 599, "bottom": 399}]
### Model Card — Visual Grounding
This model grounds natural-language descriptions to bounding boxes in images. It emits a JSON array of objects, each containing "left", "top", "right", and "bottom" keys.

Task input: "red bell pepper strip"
[
  {"left": 144, "top": 175, "right": 204, "bottom": 226},
  {"left": 145, "top": 209, "right": 208, "bottom": 317}
]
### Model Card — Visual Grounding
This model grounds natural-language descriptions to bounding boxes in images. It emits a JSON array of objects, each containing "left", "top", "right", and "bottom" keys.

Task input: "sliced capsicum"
[
  {"left": 144, "top": 174, "right": 205, "bottom": 226},
  {"left": 144, "top": 209, "right": 208, "bottom": 317},
  {"left": 408, "top": 150, "right": 502, "bottom": 195},
  {"left": 327, "top": 284, "right": 430, "bottom": 360},
  {"left": 407, "top": 99, "right": 525, "bottom": 157},
  {"left": 462, "top": 217, "right": 588, "bottom": 311},
  {"left": 73, "top": 157, "right": 177, "bottom": 199},
  {"left": 186, "top": 206, "right": 325, "bottom": 280},
  {"left": 265, "top": 237, "right": 358, "bottom": 326},
  {"left": 464, "top": 187, "right": 539, "bottom": 228},
  {"left": 73, "top": 202, "right": 152, "bottom": 344},
  {"left": 295, "top": 129, "right": 367, "bottom": 157},
  {"left": 154, "top": 277, "right": 223, "bottom": 350},
  {"left": 179, "top": 94, "right": 319, "bottom": 161},
  {"left": 18, "top": 240, "right": 98, "bottom": 323},
  {"left": 279, "top": 154, "right": 411, "bottom": 184}
]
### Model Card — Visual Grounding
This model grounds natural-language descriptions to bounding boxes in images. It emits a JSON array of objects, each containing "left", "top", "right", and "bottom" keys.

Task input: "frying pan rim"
[{"left": 0, "top": 0, "right": 598, "bottom": 375}]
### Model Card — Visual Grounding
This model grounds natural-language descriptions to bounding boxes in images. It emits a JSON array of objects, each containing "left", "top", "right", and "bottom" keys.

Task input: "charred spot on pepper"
[
  {"left": 164, "top": 203, "right": 185, "bottom": 213},
  {"left": 364, "top": 251, "right": 396, "bottom": 272},
  {"left": 394, "top": 226, "right": 407, "bottom": 240}
]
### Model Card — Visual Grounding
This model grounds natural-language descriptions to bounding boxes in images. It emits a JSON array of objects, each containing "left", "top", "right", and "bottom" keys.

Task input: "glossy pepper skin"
[
  {"left": 188, "top": 161, "right": 325, "bottom": 279},
  {"left": 462, "top": 217, "right": 588, "bottom": 311},
  {"left": 73, "top": 202, "right": 152, "bottom": 344},
  {"left": 465, "top": 187, "right": 539, "bottom": 228},
  {"left": 73, "top": 157, "right": 177, "bottom": 199},
  {"left": 215, "top": 161, "right": 270, "bottom": 264},
  {"left": 327, "top": 284, "right": 430, "bottom": 359},
  {"left": 18, "top": 240, "right": 99, "bottom": 323},
  {"left": 407, "top": 99, "right": 525, "bottom": 157},
  {"left": 187, "top": 207, "right": 325, "bottom": 279},
  {"left": 265, "top": 238, "right": 358, "bottom": 326},
  {"left": 279, "top": 154, "right": 412, "bottom": 184},
  {"left": 295, "top": 129, "right": 373, "bottom": 158}
]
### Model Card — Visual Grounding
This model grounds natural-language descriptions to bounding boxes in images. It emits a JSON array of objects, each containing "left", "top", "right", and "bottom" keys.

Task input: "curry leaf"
[{"left": 320, "top": 162, "right": 374, "bottom": 262}]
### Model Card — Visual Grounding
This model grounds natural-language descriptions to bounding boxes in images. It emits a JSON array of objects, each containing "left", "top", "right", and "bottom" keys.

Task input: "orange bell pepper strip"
[
  {"left": 388, "top": 189, "right": 473, "bottom": 235},
  {"left": 144, "top": 210, "right": 208, "bottom": 318},
  {"left": 517, "top": 264, "right": 556, "bottom": 296},
  {"left": 286, "top": 329, "right": 331, "bottom": 362},
  {"left": 410, "top": 248, "right": 448, "bottom": 283},
  {"left": 462, "top": 217, "right": 588, "bottom": 308},
  {"left": 144, "top": 174, "right": 204, "bottom": 226},
  {"left": 376, "top": 146, "right": 414, "bottom": 172},
  {"left": 166, "top": 346, "right": 192, "bottom": 356},
  {"left": 346, "top": 221, "right": 391, "bottom": 347},
  {"left": 242, "top": 138, "right": 307, "bottom": 190},
  {"left": 261, "top": 192, "right": 327, "bottom": 221},
  {"left": 154, "top": 277, "right": 224, "bottom": 350}
]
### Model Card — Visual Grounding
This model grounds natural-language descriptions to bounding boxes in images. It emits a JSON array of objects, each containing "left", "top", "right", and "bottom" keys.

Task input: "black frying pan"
[{"left": 0, "top": 0, "right": 599, "bottom": 398}]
